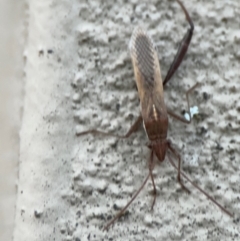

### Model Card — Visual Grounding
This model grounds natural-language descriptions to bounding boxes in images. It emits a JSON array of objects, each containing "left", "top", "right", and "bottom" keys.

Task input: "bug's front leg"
[
  {"left": 148, "top": 150, "right": 157, "bottom": 210},
  {"left": 167, "top": 143, "right": 191, "bottom": 194}
]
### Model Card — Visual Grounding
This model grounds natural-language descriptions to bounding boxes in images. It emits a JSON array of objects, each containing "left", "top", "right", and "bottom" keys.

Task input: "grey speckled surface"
[{"left": 12, "top": 0, "right": 240, "bottom": 241}]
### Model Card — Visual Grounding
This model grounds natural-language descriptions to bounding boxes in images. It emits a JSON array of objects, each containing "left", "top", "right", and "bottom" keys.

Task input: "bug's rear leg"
[
  {"left": 163, "top": 0, "right": 194, "bottom": 86},
  {"left": 167, "top": 82, "right": 200, "bottom": 124},
  {"left": 76, "top": 115, "right": 142, "bottom": 139},
  {"left": 168, "top": 143, "right": 190, "bottom": 194}
]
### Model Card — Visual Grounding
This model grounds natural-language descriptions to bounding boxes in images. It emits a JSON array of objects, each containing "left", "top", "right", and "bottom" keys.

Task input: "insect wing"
[{"left": 129, "top": 27, "right": 167, "bottom": 123}]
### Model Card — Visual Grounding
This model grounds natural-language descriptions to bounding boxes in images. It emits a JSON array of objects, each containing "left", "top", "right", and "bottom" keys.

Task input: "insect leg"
[
  {"left": 167, "top": 143, "right": 191, "bottom": 194},
  {"left": 77, "top": 115, "right": 142, "bottom": 139},
  {"left": 167, "top": 152, "right": 233, "bottom": 217},
  {"left": 123, "top": 115, "right": 143, "bottom": 138},
  {"left": 149, "top": 151, "right": 157, "bottom": 210},
  {"left": 163, "top": 0, "right": 194, "bottom": 86},
  {"left": 167, "top": 82, "right": 199, "bottom": 124}
]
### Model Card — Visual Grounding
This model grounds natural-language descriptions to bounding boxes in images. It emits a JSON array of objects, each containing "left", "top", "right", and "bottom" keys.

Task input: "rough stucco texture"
[{"left": 14, "top": 0, "right": 240, "bottom": 241}]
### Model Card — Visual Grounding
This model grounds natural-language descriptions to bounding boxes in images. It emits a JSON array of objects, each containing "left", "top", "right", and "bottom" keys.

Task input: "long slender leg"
[
  {"left": 167, "top": 82, "right": 199, "bottom": 124},
  {"left": 167, "top": 143, "right": 190, "bottom": 194},
  {"left": 163, "top": 0, "right": 194, "bottom": 86},
  {"left": 167, "top": 153, "right": 233, "bottom": 217},
  {"left": 77, "top": 115, "right": 142, "bottom": 139},
  {"left": 103, "top": 167, "right": 151, "bottom": 231},
  {"left": 122, "top": 115, "right": 143, "bottom": 138},
  {"left": 149, "top": 151, "right": 157, "bottom": 210}
]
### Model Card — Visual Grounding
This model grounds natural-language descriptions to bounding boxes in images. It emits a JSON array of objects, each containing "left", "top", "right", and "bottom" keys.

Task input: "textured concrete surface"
[{"left": 4, "top": 0, "right": 240, "bottom": 241}]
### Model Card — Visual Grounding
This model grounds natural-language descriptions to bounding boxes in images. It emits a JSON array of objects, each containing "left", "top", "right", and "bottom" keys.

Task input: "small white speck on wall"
[{"left": 184, "top": 106, "right": 199, "bottom": 121}]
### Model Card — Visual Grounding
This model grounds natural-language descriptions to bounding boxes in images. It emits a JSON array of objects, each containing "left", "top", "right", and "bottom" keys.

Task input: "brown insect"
[{"left": 78, "top": 0, "right": 233, "bottom": 231}]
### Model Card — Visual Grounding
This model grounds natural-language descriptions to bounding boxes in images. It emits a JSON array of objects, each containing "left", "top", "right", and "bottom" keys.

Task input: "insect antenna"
[
  {"left": 103, "top": 151, "right": 156, "bottom": 231},
  {"left": 167, "top": 151, "right": 233, "bottom": 217}
]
